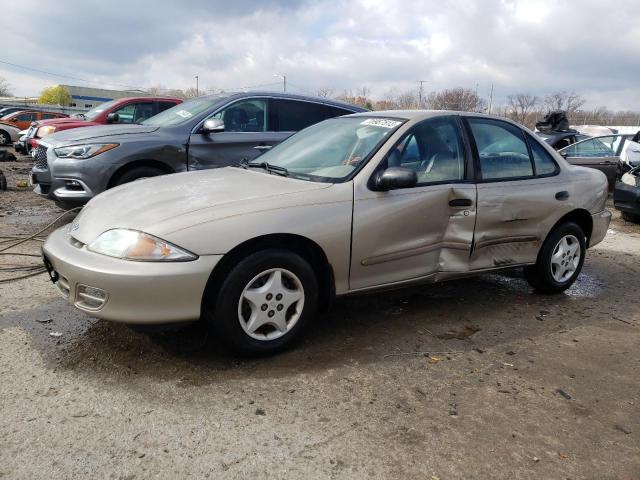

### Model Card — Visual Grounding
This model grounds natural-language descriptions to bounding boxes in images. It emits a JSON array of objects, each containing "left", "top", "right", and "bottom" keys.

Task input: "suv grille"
[{"left": 34, "top": 146, "right": 48, "bottom": 169}]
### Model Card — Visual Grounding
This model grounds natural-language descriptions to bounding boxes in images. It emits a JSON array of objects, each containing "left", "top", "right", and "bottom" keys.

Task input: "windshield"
[
  {"left": 142, "top": 96, "right": 228, "bottom": 127},
  {"left": 83, "top": 99, "right": 120, "bottom": 121},
  {"left": 251, "top": 117, "right": 403, "bottom": 182}
]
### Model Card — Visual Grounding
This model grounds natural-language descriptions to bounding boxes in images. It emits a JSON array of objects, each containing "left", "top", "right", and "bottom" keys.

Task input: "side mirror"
[
  {"left": 373, "top": 167, "right": 417, "bottom": 191},
  {"left": 106, "top": 112, "right": 120, "bottom": 123},
  {"left": 202, "top": 118, "right": 225, "bottom": 134},
  {"left": 560, "top": 152, "right": 569, "bottom": 159}
]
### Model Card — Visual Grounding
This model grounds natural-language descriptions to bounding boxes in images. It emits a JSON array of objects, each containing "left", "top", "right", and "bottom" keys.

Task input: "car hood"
[
  {"left": 45, "top": 124, "right": 160, "bottom": 145},
  {"left": 70, "top": 167, "right": 332, "bottom": 245}
]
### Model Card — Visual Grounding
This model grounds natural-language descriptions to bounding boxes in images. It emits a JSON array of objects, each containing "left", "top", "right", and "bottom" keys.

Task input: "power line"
[{"left": 0, "top": 58, "right": 146, "bottom": 91}]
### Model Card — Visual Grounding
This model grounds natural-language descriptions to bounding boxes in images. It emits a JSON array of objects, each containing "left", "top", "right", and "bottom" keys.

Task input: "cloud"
[{"left": 2, "top": 0, "right": 640, "bottom": 110}]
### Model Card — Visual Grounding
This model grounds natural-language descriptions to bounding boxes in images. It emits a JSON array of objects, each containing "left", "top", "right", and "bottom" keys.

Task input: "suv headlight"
[
  {"left": 54, "top": 143, "right": 118, "bottom": 160},
  {"left": 37, "top": 125, "right": 56, "bottom": 137},
  {"left": 88, "top": 229, "right": 197, "bottom": 261}
]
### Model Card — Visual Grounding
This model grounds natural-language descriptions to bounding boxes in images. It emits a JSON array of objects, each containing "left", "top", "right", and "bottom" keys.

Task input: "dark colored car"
[
  {"left": 31, "top": 92, "right": 367, "bottom": 207},
  {"left": 614, "top": 165, "right": 640, "bottom": 223},
  {"left": 0, "top": 106, "right": 33, "bottom": 118},
  {"left": 537, "top": 130, "right": 588, "bottom": 150},
  {"left": 28, "top": 96, "right": 183, "bottom": 148}
]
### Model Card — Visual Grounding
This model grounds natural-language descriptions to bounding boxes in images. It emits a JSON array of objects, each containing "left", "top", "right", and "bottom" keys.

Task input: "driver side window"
[
  {"left": 562, "top": 137, "right": 616, "bottom": 158},
  {"left": 386, "top": 116, "right": 465, "bottom": 184},
  {"left": 213, "top": 99, "right": 267, "bottom": 132}
]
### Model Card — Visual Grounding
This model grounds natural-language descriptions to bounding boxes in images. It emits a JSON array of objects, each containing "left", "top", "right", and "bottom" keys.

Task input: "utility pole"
[
  {"left": 417, "top": 80, "right": 427, "bottom": 108},
  {"left": 488, "top": 83, "right": 494, "bottom": 114},
  {"left": 195, "top": 75, "right": 199, "bottom": 96},
  {"left": 274, "top": 74, "right": 286, "bottom": 92}
]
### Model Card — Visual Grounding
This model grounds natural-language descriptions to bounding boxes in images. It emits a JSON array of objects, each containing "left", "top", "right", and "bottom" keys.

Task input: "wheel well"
[
  {"left": 107, "top": 160, "right": 175, "bottom": 188},
  {"left": 551, "top": 209, "right": 593, "bottom": 247},
  {"left": 200, "top": 234, "right": 335, "bottom": 317}
]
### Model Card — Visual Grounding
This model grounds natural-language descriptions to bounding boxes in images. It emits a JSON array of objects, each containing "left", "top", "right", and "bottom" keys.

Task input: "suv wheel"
[
  {"left": 113, "top": 166, "right": 164, "bottom": 186},
  {"left": 205, "top": 249, "right": 318, "bottom": 355},
  {"left": 524, "top": 222, "right": 586, "bottom": 293},
  {"left": 0, "top": 131, "right": 10, "bottom": 146}
]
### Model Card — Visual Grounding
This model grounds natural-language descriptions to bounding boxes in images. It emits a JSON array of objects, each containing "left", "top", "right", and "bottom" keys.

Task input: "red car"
[{"left": 30, "top": 96, "right": 182, "bottom": 148}]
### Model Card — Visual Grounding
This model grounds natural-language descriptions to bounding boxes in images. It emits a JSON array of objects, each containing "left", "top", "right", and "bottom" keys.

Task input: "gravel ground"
[{"left": 1, "top": 147, "right": 639, "bottom": 479}]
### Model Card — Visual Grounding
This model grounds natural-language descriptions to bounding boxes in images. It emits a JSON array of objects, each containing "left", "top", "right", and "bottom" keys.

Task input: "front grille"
[{"left": 34, "top": 146, "right": 48, "bottom": 169}]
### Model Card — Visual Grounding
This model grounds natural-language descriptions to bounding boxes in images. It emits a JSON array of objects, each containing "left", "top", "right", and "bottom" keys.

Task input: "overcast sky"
[{"left": 2, "top": 0, "right": 640, "bottom": 110}]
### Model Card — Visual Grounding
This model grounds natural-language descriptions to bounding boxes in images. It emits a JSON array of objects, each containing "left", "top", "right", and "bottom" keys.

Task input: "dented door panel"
[
  {"left": 470, "top": 178, "right": 568, "bottom": 270},
  {"left": 350, "top": 183, "right": 476, "bottom": 291}
]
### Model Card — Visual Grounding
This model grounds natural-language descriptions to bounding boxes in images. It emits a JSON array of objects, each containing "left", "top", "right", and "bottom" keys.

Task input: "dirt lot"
[{"left": 1, "top": 148, "right": 639, "bottom": 479}]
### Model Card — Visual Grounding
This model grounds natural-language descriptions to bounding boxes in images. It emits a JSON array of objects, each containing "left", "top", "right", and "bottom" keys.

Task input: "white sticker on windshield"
[
  {"left": 175, "top": 110, "right": 193, "bottom": 119},
  {"left": 360, "top": 118, "right": 402, "bottom": 128}
]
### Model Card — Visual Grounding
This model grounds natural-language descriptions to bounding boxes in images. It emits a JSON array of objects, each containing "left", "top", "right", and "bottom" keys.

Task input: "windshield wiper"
[{"left": 238, "top": 158, "right": 289, "bottom": 177}]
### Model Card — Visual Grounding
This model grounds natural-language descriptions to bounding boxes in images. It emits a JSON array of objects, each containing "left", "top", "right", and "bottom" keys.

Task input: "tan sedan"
[{"left": 43, "top": 111, "right": 611, "bottom": 354}]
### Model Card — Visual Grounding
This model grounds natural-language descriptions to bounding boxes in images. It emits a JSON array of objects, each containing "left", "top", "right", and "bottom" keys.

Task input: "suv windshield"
[
  {"left": 83, "top": 99, "right": 120, "bottom": 121},
  {"left": 142, "top": 96, "right": 228, "bottom": 127},
  {"left": 250, "top": 117, "right": 403, "bottom": 182}
]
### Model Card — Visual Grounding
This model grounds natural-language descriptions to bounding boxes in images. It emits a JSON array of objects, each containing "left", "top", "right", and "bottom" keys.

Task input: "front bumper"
[
  {"left": 589, "top": 209, "right": 612, "bottom": 248},
  {"left": 42, "top": 227, "right": 222, "bottom": 324},
  {"left": 31, "top": 145, "right": 108, "bottom": 203},
  {"left": 613, "top": 181, "right": 640, "bottom": 216}
]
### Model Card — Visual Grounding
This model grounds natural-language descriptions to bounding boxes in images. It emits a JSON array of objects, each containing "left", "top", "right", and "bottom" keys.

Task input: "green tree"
[{"left": 38, "top": 85, "right": 71, "bottom": 105}]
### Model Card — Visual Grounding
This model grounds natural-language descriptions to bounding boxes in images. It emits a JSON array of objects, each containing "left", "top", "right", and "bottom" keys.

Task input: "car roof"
[
  {"left": 345, "top": 109, "right": 520, "bottom": 122},
  {"left": 204, "top": 91, "right": 369, "bottom": 112}
]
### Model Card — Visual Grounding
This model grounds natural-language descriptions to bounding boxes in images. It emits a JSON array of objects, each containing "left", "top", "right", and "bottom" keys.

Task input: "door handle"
[
  {"left": 254, "top": 144, "right": 272, "bottom": 151},
  {"left": 449, "top": 198, "right": 472, "bottom": 207},
  {"left": 555, "top": 191, "right": 570, "bottom": 201}
]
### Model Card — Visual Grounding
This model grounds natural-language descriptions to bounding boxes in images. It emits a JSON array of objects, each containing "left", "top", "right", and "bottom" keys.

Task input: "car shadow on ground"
[{"left": 1, "top": 248, "right": 636, "bottom": 385}]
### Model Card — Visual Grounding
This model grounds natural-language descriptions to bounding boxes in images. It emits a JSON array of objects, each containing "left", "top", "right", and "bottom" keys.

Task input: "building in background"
[{"left": 60, "top": 85, "right": 149, "bottom": 109}]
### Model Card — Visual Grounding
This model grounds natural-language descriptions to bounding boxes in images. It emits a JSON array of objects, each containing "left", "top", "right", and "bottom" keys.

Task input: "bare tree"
[
  {"left": 506, "top": 93, "right": 539, "bottom": 125},
  {"left": 336, "top": 87, "right": 373, "bottom": 110},
  {"left": 0, "top": 77, "right": 12, "bottom": 97},
  {"left": 426, "top": 87, "right": 487, "bottom": 112},
  {"left": 543, "top": 91, "right": 586, "bottom": 117},
  {"left": 395, "top": 91, "right": 418, "bottom": 109},
  {"left": 315, "top": 87, "right": 333, "bottom": 98}
]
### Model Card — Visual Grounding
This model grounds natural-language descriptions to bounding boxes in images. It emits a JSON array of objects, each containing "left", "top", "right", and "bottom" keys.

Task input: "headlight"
[
  {"left": 54, "top": 143, "right": 118, "bottom": 160},
  {"left": 37, "top": 125, "right": 56, "bottom": 137},
  {"left": 621, "top": 172, "right": 638, "bottom": 187},
  {"left": 88, "top": 229, "right": 197, "bottom": 261}
]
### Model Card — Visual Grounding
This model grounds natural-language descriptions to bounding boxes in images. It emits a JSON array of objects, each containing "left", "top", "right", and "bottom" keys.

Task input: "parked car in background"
[
  {"left": 537, "top": 130, "right": 589, "bottom": 150},
  {"left": 2, "top": 110, "right": 67, "bottom": 131},
  {"left": 41, "top": 111, "right": 610, "bottom": 355},
  {"left": 0, "top": 123, "right": 22, "bottom": 147},
  {"left": 614, "top": 165, "right": 640, "bottom": 223},
  {"left": 557, "top": 134, "right": 630, "bottom": 189},
  {"left": 0, "top": 106, "right": 34, "bottom": 118},
  {"left": 27, "top": 96, "right": 183, "bottom": 149},
  {"left": 31, "top": 92, "right": 366, "bottom": 207}
]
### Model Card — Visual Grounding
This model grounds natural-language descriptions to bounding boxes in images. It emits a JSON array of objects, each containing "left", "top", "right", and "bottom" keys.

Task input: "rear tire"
[
  {"left": 0, "top": 131, "right": 10, "bottom": 146},
  {"left": 113, "top": 166, "right": 164, "bottom": 187},
  {"left": 524, "top": 222, "right": 586, "bottom": 294},
  {"left": 205, "top": 249, "right": 318, "bottom": 356}
]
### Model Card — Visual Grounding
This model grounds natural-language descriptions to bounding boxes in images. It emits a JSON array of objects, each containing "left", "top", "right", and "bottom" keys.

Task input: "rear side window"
[
  {"left": 468, "top": 118, "right": 533, "bottom": 180},
  {"left": 274, "top": 100, "right": 345, "bottom": 132},
  {"left": 157, "top": 101, "right": 177, "bottom": 113},
  {"left": 42, "top": 113, "right": 58, "bottom": 119},
  {"left": 527, "top": 134, "right": 558, "bottom": 175}
]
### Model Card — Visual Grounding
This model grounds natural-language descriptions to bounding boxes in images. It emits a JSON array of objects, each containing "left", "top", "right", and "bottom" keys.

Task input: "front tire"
[
  {"left": 524, "top": 222, "right": 586, "bottom": 293},
  {"left": 205, "top": 249, "right": 318, "bottom": 355},
  {"left": 113, "top": 166, "right": 164, "bottom": 186}
]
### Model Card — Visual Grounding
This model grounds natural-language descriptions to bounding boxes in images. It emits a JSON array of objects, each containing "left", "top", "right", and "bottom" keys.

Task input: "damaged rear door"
[
  {"left": 466, "top": 117, "right": 565, "bottom": 270},
  {"left": 350, "top": 115, "right": 476, "bottom": 290}
]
